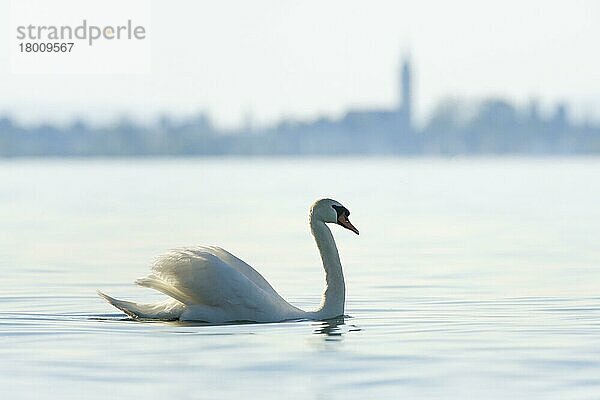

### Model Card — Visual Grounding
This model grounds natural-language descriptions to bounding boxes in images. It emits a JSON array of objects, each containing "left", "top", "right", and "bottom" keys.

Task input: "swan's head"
[{"left": 311, "top": 198, "right": 359, "bottom": 235}]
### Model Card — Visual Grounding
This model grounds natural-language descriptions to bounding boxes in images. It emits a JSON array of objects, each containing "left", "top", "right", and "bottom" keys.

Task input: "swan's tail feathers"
[
  {"left": 97, "top": 291, "right": 184, "bottom": 321},
  {"left": 134, "top": 275, "right": 194, "bottom": 305},
  {"left": 97, "top": 291, "right": 140, "bottom": 318}
]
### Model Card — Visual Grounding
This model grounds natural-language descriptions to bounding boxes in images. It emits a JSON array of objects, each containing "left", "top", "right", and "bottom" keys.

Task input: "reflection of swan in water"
[
  {"left": 98, "top": 199, "right": 359, "bottom": 323},
  {"left": 312, "top": 316, "right": 362, "bottom": 337}
]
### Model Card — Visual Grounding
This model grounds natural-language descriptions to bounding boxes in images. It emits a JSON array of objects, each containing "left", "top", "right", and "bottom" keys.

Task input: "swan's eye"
[{"left": 332, "top": 205, "right": 350, "bottom": 218}]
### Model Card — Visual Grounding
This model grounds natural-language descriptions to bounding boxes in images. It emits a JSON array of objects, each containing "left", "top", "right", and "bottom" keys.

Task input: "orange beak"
[{"left": 338, "top": 213, "right": 359, "bottom": 235}]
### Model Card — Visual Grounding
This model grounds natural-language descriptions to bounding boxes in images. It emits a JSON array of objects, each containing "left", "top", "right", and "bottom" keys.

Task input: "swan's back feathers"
[
  {"left": 137, "top": 246, "right": 287, "bottom": 319},
  {"left": 101, "top": 246, "right": 300, "bottom": 322}
]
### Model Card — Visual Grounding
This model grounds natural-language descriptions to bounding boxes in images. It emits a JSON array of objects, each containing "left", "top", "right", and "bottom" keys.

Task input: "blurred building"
[{"left": 339, "top": 56, "right": 413, "bottom": 135}]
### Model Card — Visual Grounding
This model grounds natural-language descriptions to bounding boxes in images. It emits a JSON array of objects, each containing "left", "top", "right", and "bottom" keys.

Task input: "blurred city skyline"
[
  {"left": 1, "top": 0, "right": 600, "bottom": 128},
  {"left": 2, "top": 56, "right": 599, "bottom": 156}
]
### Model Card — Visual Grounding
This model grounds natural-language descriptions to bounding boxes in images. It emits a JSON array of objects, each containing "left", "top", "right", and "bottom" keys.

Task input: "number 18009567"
[{"left": 19, "top": 42, "right": 74, "bottom": 52}]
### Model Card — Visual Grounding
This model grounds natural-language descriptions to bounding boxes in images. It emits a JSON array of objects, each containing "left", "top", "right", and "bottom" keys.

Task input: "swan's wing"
[
  {"left": 203, "top": 246, "right": 282, "bottom": 297},
  {"left": 136, "top": 247, "right": 276, "bottom": 312}
]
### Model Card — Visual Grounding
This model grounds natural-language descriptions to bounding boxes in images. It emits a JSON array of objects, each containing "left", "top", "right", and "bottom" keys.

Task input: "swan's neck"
[{"left": 310, "top": 218, "right": 345, "bottom": 319}]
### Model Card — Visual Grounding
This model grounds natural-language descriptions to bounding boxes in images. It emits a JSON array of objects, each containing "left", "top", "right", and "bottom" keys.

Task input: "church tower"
[{"left": 399, "top": 57, "right": 412, "bottom": 132}]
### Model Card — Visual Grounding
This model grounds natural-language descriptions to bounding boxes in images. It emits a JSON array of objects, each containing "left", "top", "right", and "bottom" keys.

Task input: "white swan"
[{"left": 98, "top": 198, "right": 359, "bottom": 323}]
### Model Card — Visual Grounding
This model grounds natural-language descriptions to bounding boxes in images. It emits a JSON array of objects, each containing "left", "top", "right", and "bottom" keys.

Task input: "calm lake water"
[{"left": 1, "top": 157, "right": 599, "bottom": 399}]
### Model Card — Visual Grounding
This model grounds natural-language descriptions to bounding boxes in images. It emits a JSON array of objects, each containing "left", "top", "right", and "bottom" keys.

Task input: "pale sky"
[{"left": 1, "top": 0, "right": 599, "bottom": 128}]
